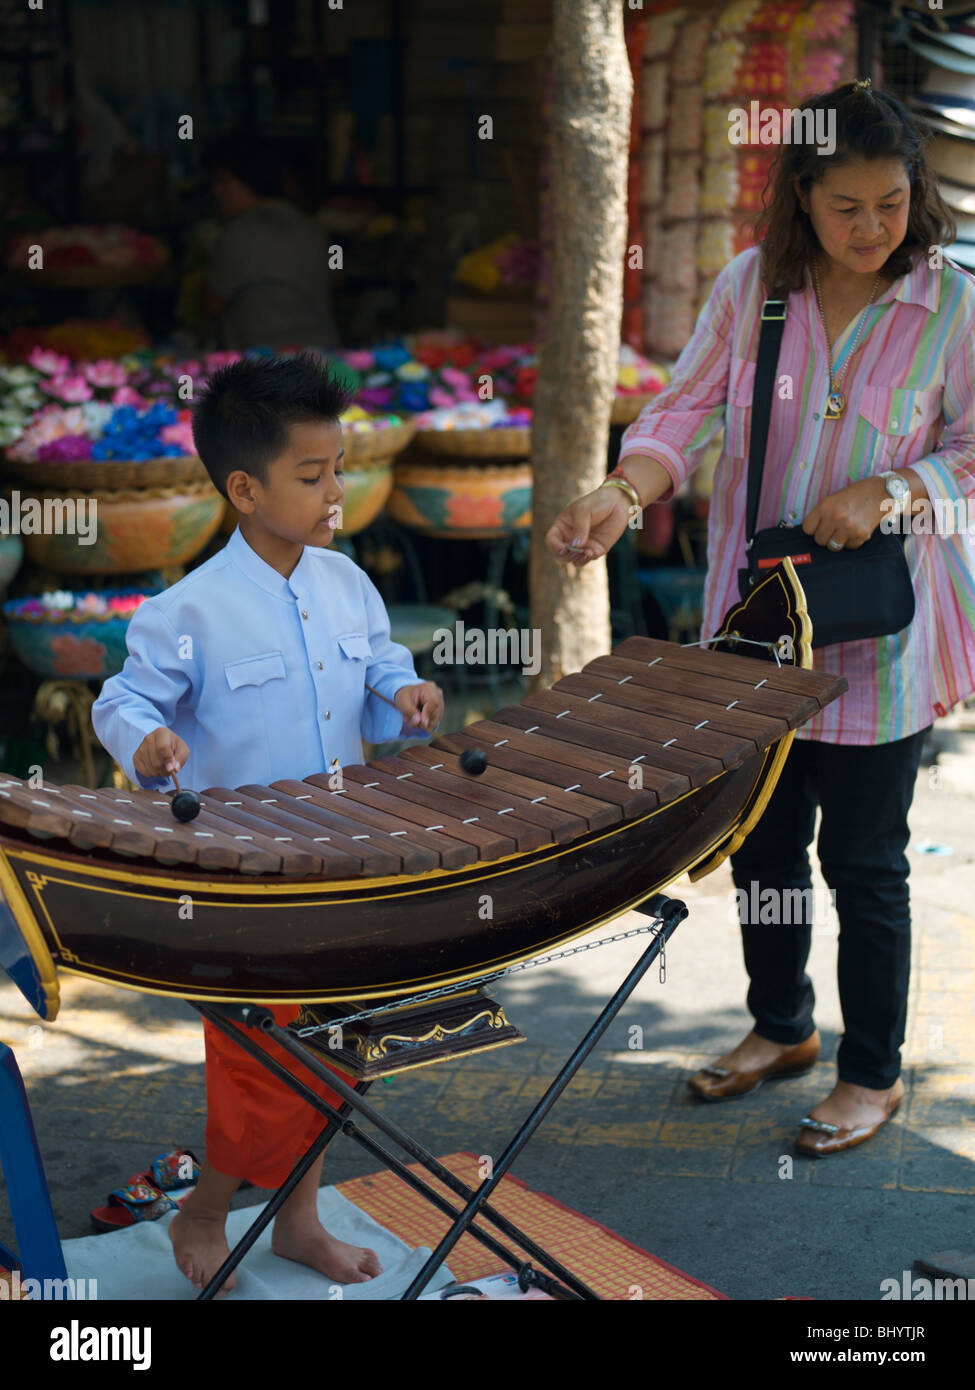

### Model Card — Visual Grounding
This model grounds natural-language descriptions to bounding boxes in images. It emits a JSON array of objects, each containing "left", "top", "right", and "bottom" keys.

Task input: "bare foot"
[
  {"left": 272, "top": 1217, "right": 382, "bottom": 1285},
  {"left": 712, "top": 1027, "right": 812, "bottom": 1072},
  {"left": 806, "top": 1077, "right": 905, "bottom": 1129},
  {"left": 169, "top": 1209, "right": 236, "bottom": 1296}
]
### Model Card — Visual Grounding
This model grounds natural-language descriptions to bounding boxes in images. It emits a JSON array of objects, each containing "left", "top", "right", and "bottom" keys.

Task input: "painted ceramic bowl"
[
  {"left": 387, "top": 460, "right": 531, "bottom": 538},
  {"left": 4, "top": 591, "right": 156, "bottom": 680},
  {"left": 19, "top": 481, "right": 224, "bottom": 575},
  {"left": 338, "top": 458, "right": 394, "bottom": 535}
]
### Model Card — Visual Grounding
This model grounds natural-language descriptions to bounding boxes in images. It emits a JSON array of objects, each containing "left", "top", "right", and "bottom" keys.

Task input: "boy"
[{"left": 93, "top": 354, "right": 444, "bottom": 1294}]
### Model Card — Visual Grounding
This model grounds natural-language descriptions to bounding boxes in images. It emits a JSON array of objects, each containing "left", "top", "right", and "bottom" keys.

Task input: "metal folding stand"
[{"left": 191, "top": 892, "right": 688, "bottom": 1301}]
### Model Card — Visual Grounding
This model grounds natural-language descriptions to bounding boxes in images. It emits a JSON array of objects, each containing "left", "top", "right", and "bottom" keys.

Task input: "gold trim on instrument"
[
  {"left": 323, "top": 1034, "right": 524, "bottom": 1081},
  {"left": 0, "top": 847, "right": 60, "bottom": 1020},
  {"left": 354, "top": 1007, "right": 509, "bottom": 1062}
]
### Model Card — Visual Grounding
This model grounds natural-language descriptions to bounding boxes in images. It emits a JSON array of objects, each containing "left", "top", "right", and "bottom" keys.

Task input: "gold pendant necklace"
[{"left": 812, "top": 261, "right": 881, "bottom": 421}]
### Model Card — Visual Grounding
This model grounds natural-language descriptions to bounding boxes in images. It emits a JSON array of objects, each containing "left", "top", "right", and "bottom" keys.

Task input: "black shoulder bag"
[{"left": 736, "top": 293, "right": 916, "bottom": 648}]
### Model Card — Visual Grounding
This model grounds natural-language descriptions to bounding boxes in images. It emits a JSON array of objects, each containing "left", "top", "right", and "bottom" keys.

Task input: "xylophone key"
[
  {"left": 271, "top": 779, "right": 473, "bottom": 870},
  {"left": 305, "top": 773, "right": 519, "bottom": 861},
  {"left": 434, "top": 723, "right": 658, "bottom": 815},
  {"left": 368, "top": 752, "right": 590, "bottom": 843},
  {"left": 587, "top": 652, "right": 819, "bottom": 729},
  {"left": 169, "top": 794, "right": 329, "bottom": 876},
  {"left": 398, "top": 744, "right": 623, "bottom": 832},
  {"left": 612, "top": 636, "right": 847, "bottom": 708},
  {"left": 83, "top": 786, "right": 243, "bottom": 871},
  {"left": 200, "top": 790, "right": 359, "bottom": 877},
  {"left": 53, "top": 785, "right": 159, "bottom": 859},
  {"left": 491, "top": 703, "right": 692, "bottom": 801},
  {"left": 521, "top": 687, "right": 737, "bottom": 780},
  {"left": 0, "top": 780, "right": 75, "bottom": 842},
  {"left": 234, "top": 784, "right": 425, "bottom": 876},
  {"left": 553, "top": 672, "right": 781, "bottom": 754},
  {"left": 581, "top": 656, "right": 796, "bottom": 738},
  {"left": 335, "top": 765, "right": 551, "bottom": 853}
]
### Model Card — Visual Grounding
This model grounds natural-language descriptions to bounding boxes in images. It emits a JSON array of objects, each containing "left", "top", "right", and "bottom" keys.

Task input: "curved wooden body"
[{"left": 0, "top": 561, "right": 846, "bottom": 1020}]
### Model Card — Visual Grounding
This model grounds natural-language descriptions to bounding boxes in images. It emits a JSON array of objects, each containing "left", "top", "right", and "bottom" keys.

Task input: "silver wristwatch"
[{"left": 882, "top": 471, "right": 910, "bottom": 515}]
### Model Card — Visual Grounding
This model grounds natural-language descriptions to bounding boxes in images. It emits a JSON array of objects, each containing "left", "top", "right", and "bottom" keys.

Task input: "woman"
[
  {"left": 199, "top": 136, "right": 340, "bottom": 352},
  {"left": 546, "top": 82, "right": 975, "bottom": 1156}
]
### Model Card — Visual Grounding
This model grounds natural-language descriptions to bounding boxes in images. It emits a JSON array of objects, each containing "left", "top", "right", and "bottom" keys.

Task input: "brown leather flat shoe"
[
  {"left": 794, "top": 1091, "right": 902, "bottom": 1157},
  {"left": 686, "top": 1030, "right": 820, "bottom": 1101}
]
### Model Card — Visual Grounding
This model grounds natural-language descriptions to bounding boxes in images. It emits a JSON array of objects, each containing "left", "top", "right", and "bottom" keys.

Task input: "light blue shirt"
[{"left": 92, "top": 527, "right": 429, "bottom": 793}]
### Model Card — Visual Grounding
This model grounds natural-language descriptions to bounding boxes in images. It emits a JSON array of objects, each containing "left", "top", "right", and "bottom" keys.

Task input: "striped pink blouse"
[{"left": 619, "top": 246, "right": 975, "bottom": 745}]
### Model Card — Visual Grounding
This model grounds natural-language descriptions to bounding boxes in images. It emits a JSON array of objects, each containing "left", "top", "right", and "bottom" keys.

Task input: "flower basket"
[
  {"left": 342, "top": 420, "right": 415, "bottom": 466},
  {"left": 412, "top": 426, "right": 531, "bottom": 459},
  {"left": 3, "top": 454, "right": 209, "bottom": 491}
]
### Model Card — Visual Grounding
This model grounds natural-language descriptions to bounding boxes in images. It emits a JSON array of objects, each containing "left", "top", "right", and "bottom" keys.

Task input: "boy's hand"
[
  {"left": 133, "top": 727, "right": 191, "bottom": 781},
  {"left": 393, "top": 681, "right": 444, "bottom": 733}
]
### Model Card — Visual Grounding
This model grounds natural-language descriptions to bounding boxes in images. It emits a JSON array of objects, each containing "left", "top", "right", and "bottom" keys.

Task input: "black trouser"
[{"left": 728, "top": 728, "right": 929, "bottom": 1090}]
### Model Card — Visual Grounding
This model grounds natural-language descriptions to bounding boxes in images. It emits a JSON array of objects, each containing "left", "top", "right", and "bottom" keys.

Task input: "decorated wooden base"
[{"left": 294, "top": 989, "right": 524, "bottom": 1079}]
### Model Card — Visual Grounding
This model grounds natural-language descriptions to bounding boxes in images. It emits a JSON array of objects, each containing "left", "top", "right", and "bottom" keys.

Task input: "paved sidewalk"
[{"left": 1, "top": 706, "right": 973, "bottom": 1300}]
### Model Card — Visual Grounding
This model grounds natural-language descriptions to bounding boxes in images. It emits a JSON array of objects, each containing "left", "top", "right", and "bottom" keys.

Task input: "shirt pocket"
[
  {"left": 724, "top": 356, "right": 756, "bottom": 460},
  {"left": 856, "top": 385, "right": 942, "bottom": 472},
  {"left": 337, "top": 632, "right": 372, "bottom": 662},
  {"left": 224, "top": 651, "right": 287, "bottom": 690}
]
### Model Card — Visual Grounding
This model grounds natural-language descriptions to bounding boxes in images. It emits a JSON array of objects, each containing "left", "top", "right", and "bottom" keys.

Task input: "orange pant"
[{"left": 203, "top": 1004, "right": 345, "bottom": 1189}]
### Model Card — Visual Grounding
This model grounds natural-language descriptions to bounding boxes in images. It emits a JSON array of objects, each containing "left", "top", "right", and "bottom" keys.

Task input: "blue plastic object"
[{"left": 0, "top": 1042, "right": 66, "bottom": 1286}]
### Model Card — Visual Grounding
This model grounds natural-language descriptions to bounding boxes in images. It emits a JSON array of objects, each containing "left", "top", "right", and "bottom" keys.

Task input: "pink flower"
[
  {"left": 440, "top": 367, "right": 472, "bottom": 391},
  {"left": 28, "top": 347, "right": 71, "bottom": 376},
  {"left": 82, "top": 359, "right": 127, "bottom": 388},
  {"left": 160, "top": 420, "right": 194, "bottom": 453},
  {"left": 42, "top": 373, "right": 93, "bottom": 403},
  {"left": 203, "top": 351, "right": 242, "bottom": 374},
  {"left": 110, "top": 386, "right": 147, "bottom": 407},
  {"left": 343, "top": 351, "right": 375, "bottom": 371}
]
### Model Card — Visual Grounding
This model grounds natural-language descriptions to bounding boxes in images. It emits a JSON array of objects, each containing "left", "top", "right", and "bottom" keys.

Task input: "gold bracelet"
[{"left": 600, "top": 476, "right": 643, "bottom": 509}]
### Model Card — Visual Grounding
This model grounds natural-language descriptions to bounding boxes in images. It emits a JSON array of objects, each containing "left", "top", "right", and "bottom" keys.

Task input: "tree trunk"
[{"left": 529, "top": 0, "right": 632, "bottom": 689}]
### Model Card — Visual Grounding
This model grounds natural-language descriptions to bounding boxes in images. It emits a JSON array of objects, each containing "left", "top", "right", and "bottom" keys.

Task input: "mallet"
[
  {"left": 364, "top": 682, "right": 488, "bottom": 777},
  {"left": 169, "top": 768, "right": 201, "bottom": 823}
]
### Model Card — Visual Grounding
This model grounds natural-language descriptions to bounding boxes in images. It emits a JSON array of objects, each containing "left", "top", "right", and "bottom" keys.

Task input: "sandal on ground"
[{"left": 90, "top": 1177, "right": 191, "bottom": 1233}]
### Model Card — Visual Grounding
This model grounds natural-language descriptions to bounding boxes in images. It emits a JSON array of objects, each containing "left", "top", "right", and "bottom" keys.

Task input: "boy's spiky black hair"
[{"left": 191, "top": 353, "right": 353, "bottom": 500}]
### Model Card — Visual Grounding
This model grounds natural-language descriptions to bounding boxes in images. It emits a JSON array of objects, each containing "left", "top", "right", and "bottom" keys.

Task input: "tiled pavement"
[{"left": 2, "top": 690, "right": 974, "bottom": 1300}]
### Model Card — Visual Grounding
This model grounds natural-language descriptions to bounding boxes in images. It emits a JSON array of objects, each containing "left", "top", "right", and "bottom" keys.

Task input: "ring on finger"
[{"left": 827, "top": 538, "right": 843, "bottom": 551}]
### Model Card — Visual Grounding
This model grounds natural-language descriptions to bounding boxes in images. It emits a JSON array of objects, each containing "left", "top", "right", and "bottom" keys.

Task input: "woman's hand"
[
  {"left": 545, "top": 486, "right": 633, "bottom": 567},
  {"left": 802, "top": 476, "right": 887, "bottom": 550}
]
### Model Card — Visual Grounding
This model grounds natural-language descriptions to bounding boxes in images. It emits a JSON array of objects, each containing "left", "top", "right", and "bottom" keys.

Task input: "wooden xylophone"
[
  {"left": 0, "top": 564, "right": 847, "bottom": 1016},
  {"left": 0, "top": 636, "right": 843, "bottom": 879}
]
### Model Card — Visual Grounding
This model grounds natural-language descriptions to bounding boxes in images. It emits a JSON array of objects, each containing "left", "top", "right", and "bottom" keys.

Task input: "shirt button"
[
  {"left": 317, "top": 661, "right": 323, "bottom": 670},
  {"left": 813, "top": 412, "right": 820, "bottom": 420},
  {"left": 324, "top": 709, "right": 331, "bottom": 720},
  {"left": 890, "top": 419, "right": 899, "bottom": 428},
  {"left": 799, "top": 461, "right": 808, "bottom": 470},
  {"left": 301, "top": 610, "right": 308, "bottom": 619},
  {"left": 787, "top": 510, "right": 798, "bottom": 522}
]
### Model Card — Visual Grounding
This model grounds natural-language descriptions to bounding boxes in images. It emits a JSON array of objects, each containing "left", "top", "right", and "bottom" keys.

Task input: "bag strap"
[{"left": 744, "top": 291, "right": 788, "bottom": 547}]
